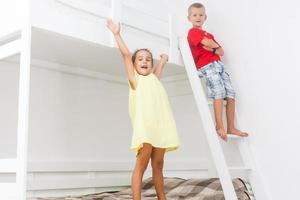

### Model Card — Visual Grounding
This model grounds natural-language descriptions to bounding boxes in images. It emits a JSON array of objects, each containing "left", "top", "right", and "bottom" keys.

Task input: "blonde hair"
[{"left": 188, "top": 3, "right": 205, "bottom": 15}]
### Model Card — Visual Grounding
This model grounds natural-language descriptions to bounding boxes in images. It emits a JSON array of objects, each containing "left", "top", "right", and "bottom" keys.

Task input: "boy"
[{"left": 187, "top": 3, "right": 248, "bottom": 141}]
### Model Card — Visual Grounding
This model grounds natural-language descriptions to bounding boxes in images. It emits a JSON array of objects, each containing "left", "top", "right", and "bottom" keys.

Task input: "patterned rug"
[{"left": 29, "top": 177, "right": 254, "bottom": 200}]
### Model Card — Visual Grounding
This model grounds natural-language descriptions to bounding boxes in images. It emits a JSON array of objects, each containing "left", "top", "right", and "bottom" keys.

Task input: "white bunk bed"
[
  {"left": 0, "top": 1, "right": 187, "bottom": 199},
  {"left": 0, "top": 0, "right": 266, "bottom": 199}
]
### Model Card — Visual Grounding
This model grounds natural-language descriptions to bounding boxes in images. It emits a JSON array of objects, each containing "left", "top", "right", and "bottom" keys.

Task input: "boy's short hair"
[{"left": 188, "top": 3, "right": 205, "bottom": 15}]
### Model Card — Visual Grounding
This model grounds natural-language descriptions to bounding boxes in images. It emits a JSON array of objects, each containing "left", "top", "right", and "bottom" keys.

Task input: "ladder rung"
[
  {"left": 227, "top": 134, "right": 246, "bottom": 139},
  {"left": 218, "top": 134, "right": 247, "bottom": 140},
  {"left": 0, "top": 183, "right": 17, "bottom": 200},
  {"left": 0, "top": 158, "right": 17, "bottom": 173}
]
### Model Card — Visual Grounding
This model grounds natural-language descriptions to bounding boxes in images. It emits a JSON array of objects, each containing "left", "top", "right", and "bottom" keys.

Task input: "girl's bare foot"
[
  {"left": 216, "top": 128, "right": 227, "bottom": 141},
  {"left": 228, "top": 128, "right": 249, "bottom": 137}
]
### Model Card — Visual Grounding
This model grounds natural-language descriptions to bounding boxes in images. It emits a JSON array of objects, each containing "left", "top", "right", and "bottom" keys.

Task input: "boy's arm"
[
  {"left": 201, "top": 37, "right": 220, "bottom": 48},
  {"left": 154, "top": 54, "right": 168, "bottom": 80},
  {"left": 188, "top": 29, "right": 219, "bottom": 48},
  {"left": 203, "top": 46, "right": 224, "bottom": 56},
  {"left": 202, "top": 35, "right": 224, "bottom": 56},
  {"left": 106, "top": 19, "right": 136, "bottom": 88},
  {"left": 215, "top": 47, "right": 224, "bottom": 56}
]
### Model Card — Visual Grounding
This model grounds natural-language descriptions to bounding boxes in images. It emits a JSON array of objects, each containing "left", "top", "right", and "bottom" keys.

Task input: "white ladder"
[{"left": 178, "top": 37, "right": 269, "bottom": 200}]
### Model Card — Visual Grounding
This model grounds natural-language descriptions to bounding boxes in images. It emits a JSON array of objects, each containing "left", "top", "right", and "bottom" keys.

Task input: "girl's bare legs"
[
  {"left": 214, "top": 99, "right": 227, "bottom": 141},
  {"left": 151, "top": 147, "right": 166, "bottom": 200},
  {"left": 226, "top": 97, "right": 248, "bottom": 137},
  {"left": 132, "top": 143, "right": 152, "bottom": 200}
]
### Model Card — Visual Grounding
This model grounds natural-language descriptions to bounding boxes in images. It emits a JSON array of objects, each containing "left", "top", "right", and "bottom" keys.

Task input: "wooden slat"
[
  {"left": 0, "top": 39, "right": 21, "bottom": 60},
  {"left": 55, "top": 0, "right": 110, "bottom": 19},
  {"left": 28, "top": 176, "right": 130, "bottom": 190},
  {"left": 28, "top": 160, "right": 209, "bottom": 172},
  {"left": 122, "top": 5, "right": 168, "bottom": 39},
  {"left": 0, "top": 159, "right": 17, "bottom": 173},
  {"left": 0, "top": 29, "right": 21, "bottom": 45}
]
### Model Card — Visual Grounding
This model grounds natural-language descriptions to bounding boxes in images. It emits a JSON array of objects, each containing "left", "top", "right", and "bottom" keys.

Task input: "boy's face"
[
  {"left": 134, "top": 50, "right": 153, "bottom": 76},
  {"left": 188, "top": 7, "right": 207, "bottom": 28}
]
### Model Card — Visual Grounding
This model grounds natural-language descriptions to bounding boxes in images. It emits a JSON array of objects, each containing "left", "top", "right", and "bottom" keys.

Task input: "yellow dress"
[{"left": 129, "top": 72, "right": 180, "bottom": 154}]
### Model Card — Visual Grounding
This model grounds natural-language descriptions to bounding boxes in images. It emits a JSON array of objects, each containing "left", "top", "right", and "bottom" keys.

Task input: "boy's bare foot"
[
  {"left": 216, "top": 128, "right": 227, "bottom": 141},
  {"left": 228, "top": 128, "right": 249, "bottom": 137}
]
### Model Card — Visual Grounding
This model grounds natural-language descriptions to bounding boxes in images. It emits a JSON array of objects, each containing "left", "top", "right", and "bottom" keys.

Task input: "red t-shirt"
[{"left": 188, "top": 27, "right": 221, "bottom": 69}]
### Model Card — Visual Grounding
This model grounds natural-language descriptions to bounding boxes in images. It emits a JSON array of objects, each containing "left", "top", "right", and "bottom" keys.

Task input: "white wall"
[
  {"left": 170, "top": 0, "right": 300, "bottom": 199},
  {"left": 0, "top": 61, "right": 19, "bottom": 158}
]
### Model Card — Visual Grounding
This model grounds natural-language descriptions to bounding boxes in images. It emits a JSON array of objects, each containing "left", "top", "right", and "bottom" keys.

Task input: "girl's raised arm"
[
  {"left": 154, "top": 54, "right": 168, "bottom": 80},
  {"left": 106, "top": 19, "right": 136, "bottom": 88}
]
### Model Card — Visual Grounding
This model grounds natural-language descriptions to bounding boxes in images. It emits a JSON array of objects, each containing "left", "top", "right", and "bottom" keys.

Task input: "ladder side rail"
[
  {"left": 235, "top": 112, "right": 271, "bottom": 200},
  {"left": 179, "top": 37, "right": 238, "bottom": 200}
]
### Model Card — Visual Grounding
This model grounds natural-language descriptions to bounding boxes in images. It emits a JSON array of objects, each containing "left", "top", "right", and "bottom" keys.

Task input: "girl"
[{"left": 106, "top": 19, "right": 180, "bottom": 200}]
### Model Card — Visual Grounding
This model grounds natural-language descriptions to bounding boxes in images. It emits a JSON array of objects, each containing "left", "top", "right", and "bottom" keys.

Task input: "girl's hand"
[
  {"left": 160, "top": 54, "right": 169, "bottom": 62},
  {"left": 155, "top": 54, "right": 168, "bottom": 79},
  {"left": 106, "top": 19, "right": 120, "bottom": 35}
]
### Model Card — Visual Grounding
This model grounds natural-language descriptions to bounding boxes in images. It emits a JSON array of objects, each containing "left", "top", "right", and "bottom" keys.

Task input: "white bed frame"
[{"left": 0, "top": 0, "right": 268, "bottom": 199}]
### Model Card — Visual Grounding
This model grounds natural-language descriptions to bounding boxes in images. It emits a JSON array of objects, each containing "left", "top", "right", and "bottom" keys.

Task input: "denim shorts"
[{"left": 197, "top": 61, "right": 235, "bottom": 100}]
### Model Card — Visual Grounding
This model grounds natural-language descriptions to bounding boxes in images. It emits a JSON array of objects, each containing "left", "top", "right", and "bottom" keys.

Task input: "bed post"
[{"left": 16, "top": 0, "right": 31, "bottom": 199}]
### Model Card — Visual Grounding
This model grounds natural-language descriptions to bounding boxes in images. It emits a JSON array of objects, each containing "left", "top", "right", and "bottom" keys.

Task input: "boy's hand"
[
  {"left": 106, "top": 19, "right": 120, "bottom": 35},
  {"left": 202, "top": 37, "right": 219, "bottom": 48},
  {"left": 160, "top": 54, "right": 169, "bottom": 62},
  {"left": 203, "top": 46, "right": 213, "bottom": 52},
  {"left": 203, "top": 46, "right": 224, "bottom": 56}
]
